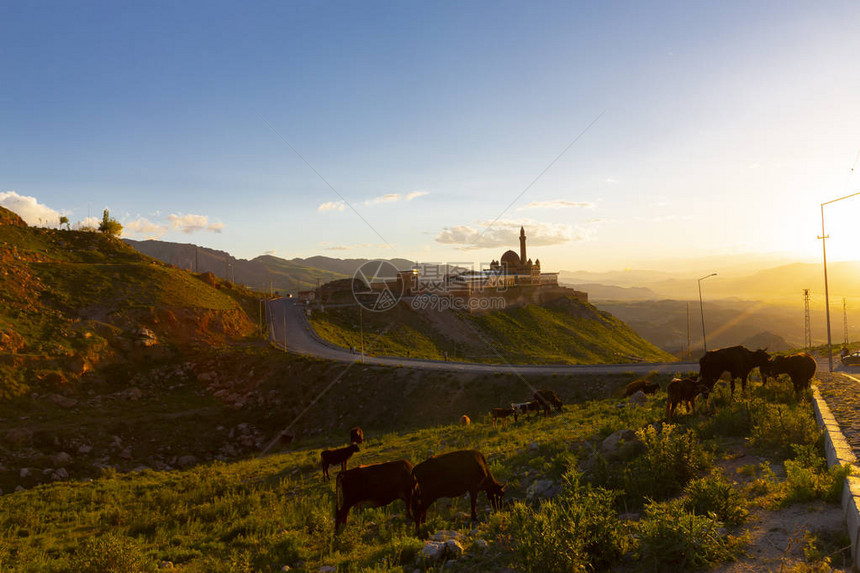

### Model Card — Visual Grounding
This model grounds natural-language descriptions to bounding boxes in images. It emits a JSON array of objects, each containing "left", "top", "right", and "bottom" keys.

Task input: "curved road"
[{"left": 266, "top": 298, "right": 697, "bottom": 375}]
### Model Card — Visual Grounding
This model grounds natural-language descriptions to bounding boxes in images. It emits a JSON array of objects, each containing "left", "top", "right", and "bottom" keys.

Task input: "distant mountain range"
[{"left": 123, "top": 239, "right": 418, "bottom": 294}]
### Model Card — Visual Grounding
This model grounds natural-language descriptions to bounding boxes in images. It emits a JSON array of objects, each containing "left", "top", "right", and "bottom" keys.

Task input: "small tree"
[
  {"left": 98, "top": 209, "right": 123, "bottom": 237},
  {"left": 59, "top": 215, "right": 70, "bottom": 230}
]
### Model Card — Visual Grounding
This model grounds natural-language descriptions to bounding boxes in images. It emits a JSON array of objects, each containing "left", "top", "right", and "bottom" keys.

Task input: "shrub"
[
  {"left": 784, "top": 460, "right": 852, "bottom": 504},
  {"left": 684, "top": 470, "right": 748, "bottom": 525},
  {"left": 69, "top": 533, "right": 154, "bottom": 573},
  {"left": 636, "top": 498, "right": 744, "bottom": 571},
  {"left": 749, "top": 402, "right": 820, "bottom": 459},
  {"left": 623, "top": 424, "right": 712, "bottom": 502},
  {"left": 509, "top": 470, "right": 626, "bottom": 571}
]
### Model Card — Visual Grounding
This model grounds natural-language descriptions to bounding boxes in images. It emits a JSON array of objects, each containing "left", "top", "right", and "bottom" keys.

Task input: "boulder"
[
  {"left": 420, "top": 541, "right": 446, "bottom": 562},
  {"left": 51, "top": 452, "right": 73, "bottom": 467},
  {"left": 472, "top": 539, "right": 489, "bottom": 552},
  {"left": 527, "top": 479, "right": 560, "bottom": 500},
  {"left": 601, "top": 429, "right": 643, "bottom": 460},
  {"left": 5, "top": 427, "right": 33, "bottom": 446},
  {"left": 445, "top": 539, "right": 464, "bottom": 559},
  {"left": 628, "top": 390, "right": 648, "bottom": 406},
  {"left": 177, "top": 455, "right": 198, "bottom": 468}
]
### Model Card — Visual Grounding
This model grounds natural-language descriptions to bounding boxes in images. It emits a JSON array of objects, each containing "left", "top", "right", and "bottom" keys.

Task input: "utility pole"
[
  {"left": 283, "top": 306, "right": 287, "bottom": 353},
  {"left": 698, "top": 273, "right": 717, "bottom": 354},
  {"left": 360, "top": 306, "right": 365, "bottom": 363},
  {"left": 686, "top": 302, "right": 691, "bottom": 359},
  {"left": 844, "top": 297, "right": 849, "bottom": 347},
  {"left": 803, "top": 289, "right": 812, "bottom": 351},
  {"left": 195, "top": 246, "right": 199, "bottom": 273}
]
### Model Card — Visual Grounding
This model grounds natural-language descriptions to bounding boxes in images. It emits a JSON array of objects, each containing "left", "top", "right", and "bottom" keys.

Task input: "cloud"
[
  {"left": 74, "top": 216, "right": 101, "bottom": 230},
  {"left": 406, "top": 191, "right": 429, "bottom": 200},
  {"left": 123, "top": 217, "right": 168, "bottom": 239},
  {"left": 263, "top": 249, "right": 277, "bottom": 256},
  {"left": 364, "top": 193, "right": 401, "bottom": 206},
  {"left": 0, "top": 191, "right": 62, "bottom": 226},
  {"left": 518, "top": 200, "right": 594, "bottom": 211},
  {"left": 318, "top": 201, "right": 345, "bottom": 212},
  {"left": 435, "top": 219, "right": 583, "bottom": 251},
  {"left": 605, "top": 178, "right": 619, "bottom": 184},
  {"left": 321, "top": 242, "right": 391, "bottom": 251},
  {"left": 167, "top": 213, "right": 224, "bottom": 234}
]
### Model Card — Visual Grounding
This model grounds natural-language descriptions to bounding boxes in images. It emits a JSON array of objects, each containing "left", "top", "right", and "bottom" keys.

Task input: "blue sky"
[{"left": 2, "top": 1, "right": 860, "bottom": 272}]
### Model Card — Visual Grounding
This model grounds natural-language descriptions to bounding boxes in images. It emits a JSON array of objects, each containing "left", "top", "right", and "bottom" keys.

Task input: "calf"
[
  {"left": 666, "top": 377, "right": 706, "bottom": 422},
  {"left": 321, "top": 443, "right": 360, "bottom": 480},
  {"left": 760, "top": 352, "right": 816, "bottom": 398},
  {"left": 335, "top": 460, "right": 416, "bottom": 532},
  {"left": 349, "top": 426, "right": 364, "bottom": 444},
  {"left": 411, "top": 449, "right": 505, "bottom": 530},
  {"left": 460, "top": 414, "right": 471, "bottom": 426},
  {"left": 623, "top": 378, "right": 660, "bottom": 397},
  {"left": 511, "top": 401, "right": 538, "bottom": 419},
  {"left": 534, "top": 389, "right": 563, "bottom": 416},
  {"left": 491, "top": 407, "right": 517, "bottom": 426}
]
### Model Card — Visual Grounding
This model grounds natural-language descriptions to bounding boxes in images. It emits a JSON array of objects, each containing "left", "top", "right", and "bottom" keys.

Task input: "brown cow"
[
  {"left": 623, "top": 378, "right": 660, "bottom": 397},
  {"left": 534, "top": 389, "right": 563, "bottom": 416},
  {"left": 491, "top": 407, "right": 517, "bottom": 426},
  {"left": 321, "top": 443, "right": 359, "bottom": 480},
  {"left": 335, "top": 460, "right": 416, "bottom": 532},
  {"left": 460, "top": 414, "right": 471, "bottom": 426},
  {"left": 411, "top": 449, "right": 505, "bottom": 530},
  {"left": 760, "top": 352, "right": 816, "bottom": 398},
  {"left": 350, "top": 426, "right": 364, "bottom": 444},
  {"left": 699, "top": 345, "right": 770, "bottom": 396},
  {"left": 666, "top": 377, "right": 707, "bottom": 421}
]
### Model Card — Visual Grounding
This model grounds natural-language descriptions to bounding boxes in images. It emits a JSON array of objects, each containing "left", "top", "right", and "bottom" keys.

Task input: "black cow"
[
  {"left": 411, "top": 449, "right": 505, "bottom": 530},
  {"left": 623, "top": 378, "right": 660, "bottom": 397},
  {"left": 666, "top": 376, "right": 707, "bottom": 421},
  {"left": 350, "top": 426, "right": 364, "bottom": 444},
  {"left": 760, "top": 352, "right": 816, "bottom": 398},
  {"left": 321, "top": 443, "right": 360, "bottom": 480},
  {"left": 335, "top": 460, "right": 416, "bottom": 531},
  {"left": 534, "top": 389, "right": 563, "bottom": 416},
  {"left": 699, "top": 346, "right": 770, "bottom": 396}
]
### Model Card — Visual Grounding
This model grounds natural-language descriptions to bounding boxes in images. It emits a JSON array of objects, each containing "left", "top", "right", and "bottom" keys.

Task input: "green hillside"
[
  {"left": 0, "top": 372, "right": 840, "bottom": 572},
  {"left": 309, "top": 296, "right": 674, "bottom": 364},
  {"left": 0, "top": 208, "right": 258, "bottom": 398}
]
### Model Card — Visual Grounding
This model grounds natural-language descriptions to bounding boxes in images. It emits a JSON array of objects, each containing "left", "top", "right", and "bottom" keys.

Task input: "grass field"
[{"left": 0, "top": 372, "right": 846, "bottom": 572}]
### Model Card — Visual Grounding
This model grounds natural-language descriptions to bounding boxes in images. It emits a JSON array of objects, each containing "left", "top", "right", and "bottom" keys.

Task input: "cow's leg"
[
  {"left": 322, "top": 463, "right": 329, "bottom": 480},
  {"left": 470, "top": 489, "right": 478, "bottom": 520}
]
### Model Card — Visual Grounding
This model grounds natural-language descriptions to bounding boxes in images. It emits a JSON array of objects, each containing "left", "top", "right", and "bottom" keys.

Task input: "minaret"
[{"left": 519, "top": 226, "right": 527, "bottom": 263}]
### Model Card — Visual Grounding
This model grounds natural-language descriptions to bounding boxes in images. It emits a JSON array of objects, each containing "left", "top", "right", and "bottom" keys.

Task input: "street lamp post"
[
  {"left": 698, "top": 273, "right": 717, "bottom": 353},
  {"left": 819, "top": 191, "right": 860, "bottom": 372}
]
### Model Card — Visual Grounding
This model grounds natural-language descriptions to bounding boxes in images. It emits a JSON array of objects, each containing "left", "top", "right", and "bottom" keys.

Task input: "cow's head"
[
  {"left": 753, "top": 348, "right": 771, "bottom": 367},
  {"left": 488, "top": 481, "right": 506, "bottom": 511}
]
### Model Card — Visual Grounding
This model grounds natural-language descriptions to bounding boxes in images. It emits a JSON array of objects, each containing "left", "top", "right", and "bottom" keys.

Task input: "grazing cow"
[
  {"left": 490, "top": 407, "right": 517, "bottom": 426},
  {"left": 511, "top": 401, "right": 539, "bottom": 419},
  {"left": 760, "top": 352, "right": 816, "bottom": 397},
  {"left": 460, "top": 414, "right": 471, "bottom": 426},
  {"left": 533, "top": 389, "right": 564, "bottom": 416},
  {"left": 321, "top": 443, "right": 360, "bottom": 480},
  {"left": 350, "top": 426, "right": 364, "bottom": 444},
  {"left": 623, "top": 378, "right": 660, "bottom": 397},
  {"left": 411, "top": 449, "right": 505, "bottom": 530},
  {"left": 335, "top": 460, "right": 416, "bottom": 532},
  {"left": 666, "top": 377, "right": 707, "bottom": 422},
  {"left": 699, "top": 346, "right": 770, "bottom": 396}
]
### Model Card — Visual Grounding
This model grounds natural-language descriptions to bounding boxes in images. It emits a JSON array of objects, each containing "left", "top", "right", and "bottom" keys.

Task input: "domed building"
[{"left": 489, "top": 227, "right": 544, "bottom": 285}]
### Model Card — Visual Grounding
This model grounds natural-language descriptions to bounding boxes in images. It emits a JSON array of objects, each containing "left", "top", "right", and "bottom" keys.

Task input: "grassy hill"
[
  {"left": 0, "top": 370, "right": 843, "bottom": 572},
  {"left": 309, "top": 296, "right": 674, "bottom": 364},
  {"left": 0, "top": 208, "right": 259, "bottom": 398}
]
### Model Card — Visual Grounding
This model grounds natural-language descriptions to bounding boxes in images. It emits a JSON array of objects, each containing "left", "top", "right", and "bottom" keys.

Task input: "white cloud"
[
  {"left": 318, "top": 201, "right": 345, "bottom": 212},
  {"left": 364, "top": 193, "right": 401, "bottom": 206},
  {"left": 167, "top": 213, "right": 223, "bottom": 234},
  {"left": 518, "top": 200, "right": 594, "bottom": 210},
  {"left": 322, "top": 242, "right": 391, "bottom": 251},
  {"left": 74, "top": 216, "right": 101, "bottom": 230},
  {"left": 0, "top": 191, "right": 62, "bottom": 226},
  {"left": 122, "top": 217, "right": 168, "bottom": 239},
  {"left": 435, "top": 219, "right": 582, "bottom": 251},
  {"left": 406, "top": 191, "right": 429, "bottom": 200},
  {"left": 605, "top": 178, "right": 619, "bottom": 184},
  {"left": 263, "top": 249, "right": 277, "bottom": 256}
]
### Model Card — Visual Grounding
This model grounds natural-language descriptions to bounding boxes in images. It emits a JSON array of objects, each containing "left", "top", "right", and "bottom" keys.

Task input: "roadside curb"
[{"left": 811, "top": 385, "right": 860, "bottom": 570}]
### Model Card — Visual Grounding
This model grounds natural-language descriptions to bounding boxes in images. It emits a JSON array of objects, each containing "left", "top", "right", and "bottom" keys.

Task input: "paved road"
[{"left": 266, "top": 298, "right": 697, "bottom": 375}]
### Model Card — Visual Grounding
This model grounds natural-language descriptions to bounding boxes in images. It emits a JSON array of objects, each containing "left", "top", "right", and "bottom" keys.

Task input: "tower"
[
  {"left": 519, "top": 226, "right": 527, "bottom": 263},
  {"left": 803, "top": 289, "right": 812, "bottom": 351}
]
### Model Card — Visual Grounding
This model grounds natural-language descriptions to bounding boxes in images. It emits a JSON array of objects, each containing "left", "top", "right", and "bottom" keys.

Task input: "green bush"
[
  {"left": 749, "top": 402, "right": 820, "bottom": 459},
  {"left": 636, "top": 498, "right": 744, "bottom": 571},
  {"left": 69, "top": 534, "right": 154, "bottom": 573},
  {"left": 684, "top": 470, "right": 748, "bottom": 525},
  {"left": 784, "top": 460, "right": 852, "bottom": 504},
  {"left": 509, "top": 470, "right": 626, "bottom": 571},
  {"left": 624, "top": 424, "right": 712, "bottom": 502}
]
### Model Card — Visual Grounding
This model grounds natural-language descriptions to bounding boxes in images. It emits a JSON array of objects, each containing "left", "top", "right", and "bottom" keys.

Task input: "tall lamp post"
[
  {"left": 819, "top": 191, "right": 860, "bottom": 372},
  {"left": 698, "top": 273, "right": 717, "bottom": 353}
]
